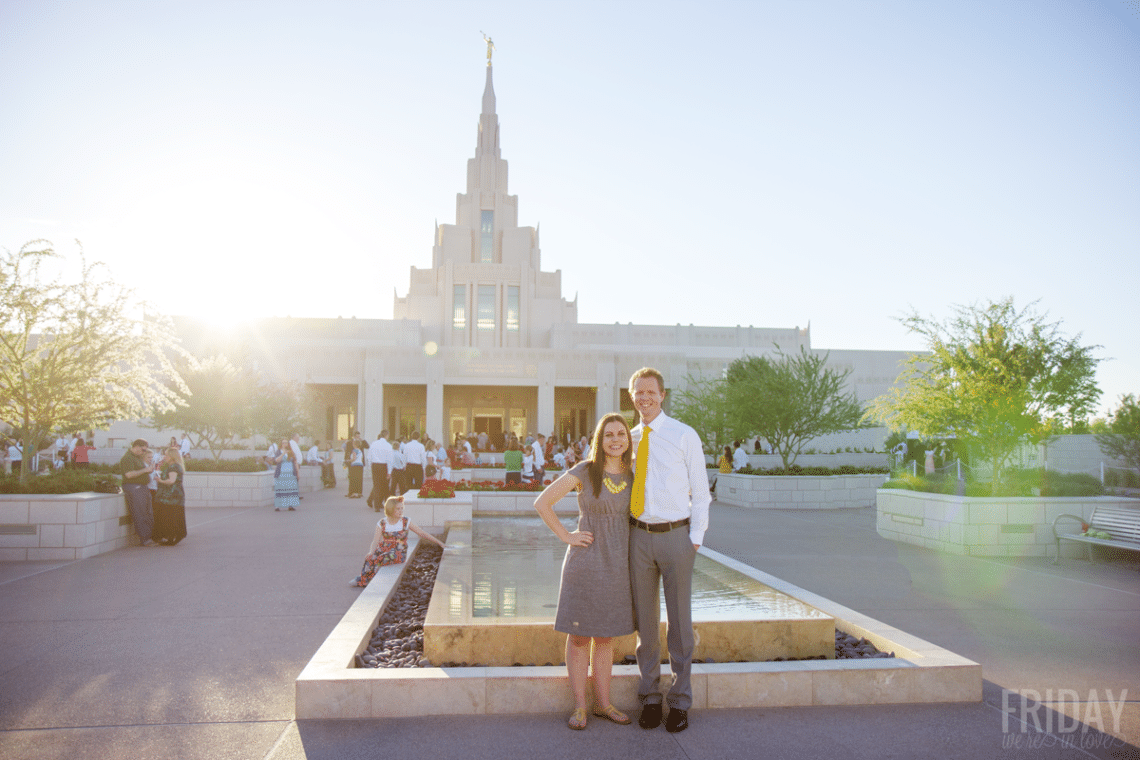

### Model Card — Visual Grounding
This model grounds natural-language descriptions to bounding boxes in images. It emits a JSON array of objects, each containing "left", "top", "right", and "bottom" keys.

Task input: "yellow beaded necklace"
[{"left": 603, "top": 474, "right": 628, "bottom": 494}]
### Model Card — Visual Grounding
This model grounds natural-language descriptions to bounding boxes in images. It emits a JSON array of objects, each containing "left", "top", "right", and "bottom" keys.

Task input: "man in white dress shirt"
[
  {"left": 403, "top": 431, "right": 427, "bottom": 490},
  {"left": 530, "top": 434, "right": 546, "bottom": 483},
  {"left": 627, "top": 367, "right": 710, "bottom": 734},
  {"left": 367, "top": 431, "right": 393, "bottom": 510},
  {"left": 731, "top": 441, "right": 749, "bottom": 472}
]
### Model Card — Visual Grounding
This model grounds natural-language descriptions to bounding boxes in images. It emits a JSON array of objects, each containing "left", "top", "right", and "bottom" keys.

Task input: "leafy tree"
[
  {"left": 250, "top": 379, "right": 311, "bottom": 445},
  {"left": 149, "top": 356, "right": 257, "bottom": 462},
  {"left": 0, "top": 240, "right": 186, "bottom": 480},
  {"left": 671, "top": 374, "right": 732, "bottom": 455},
  {"left": 865, "top": 298, "right": 1101, "bottom": 494},
  {"left": 723, "top": 347, "right": 864, "bottom": 468},
  {"left": 1095, "top": 394, "right": 1140, "bottom": 471},
  {"left": 149, "top": 357, "right": 313, "bottom": 461}
]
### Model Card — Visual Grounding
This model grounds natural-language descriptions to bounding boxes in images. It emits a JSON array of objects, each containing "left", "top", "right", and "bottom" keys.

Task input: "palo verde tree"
[
  {"left": 671, "top": 373, "right": 732, "bottom": 456},
  {"left": 722, "top": 347, "right": 865, "bottom": 469},
  {"left": 1095, "top": 394, "right": 1140, "bottom": 471},
  {"left": 865, "top": 297, "right": 1101, "bottom": 494},
  {"left": 149, "top": 356, "right": 312, "bottom": 461},
  {"left": 149, "top": 356, "right": 257, "bottom": 462},
  {"left": 0, "top": 240, "right": 187, "bottom": 480}
]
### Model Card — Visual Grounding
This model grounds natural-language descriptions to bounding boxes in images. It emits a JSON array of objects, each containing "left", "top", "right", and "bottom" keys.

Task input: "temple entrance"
[
  {"left": 306, "top": 383, "right": 358, "bottom": 442},
  {"left": 473, "top": 415, "right": 505, "bottom": 451}
]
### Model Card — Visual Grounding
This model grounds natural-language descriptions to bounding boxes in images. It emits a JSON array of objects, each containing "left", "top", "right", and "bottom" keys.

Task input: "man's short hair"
[
  {"left": 629, "top": 367, "right": 665, "bottom": 394},
  {"left": 131, "top": 438, "right": 149, "bottom": 449}
]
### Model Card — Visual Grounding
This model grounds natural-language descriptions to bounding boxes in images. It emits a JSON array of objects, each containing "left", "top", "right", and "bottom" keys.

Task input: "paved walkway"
[{"left": 0, "top": 488, "right": 1137, "bottom": 760}]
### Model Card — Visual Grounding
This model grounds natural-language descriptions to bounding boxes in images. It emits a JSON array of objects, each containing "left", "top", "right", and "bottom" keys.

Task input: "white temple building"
[{"left": 170, "top": 62, "right": 911, "bottom": 449}]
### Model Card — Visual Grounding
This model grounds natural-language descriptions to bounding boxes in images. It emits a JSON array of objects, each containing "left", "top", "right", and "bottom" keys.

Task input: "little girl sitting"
[{"left": 351, "top": 495, "right": 446, "bottom": 587}]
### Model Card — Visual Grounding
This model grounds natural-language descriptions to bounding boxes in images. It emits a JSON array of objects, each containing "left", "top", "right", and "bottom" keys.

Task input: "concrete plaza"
[{"left": 0, "top": 486, "right": 1136, "bottom": 759}]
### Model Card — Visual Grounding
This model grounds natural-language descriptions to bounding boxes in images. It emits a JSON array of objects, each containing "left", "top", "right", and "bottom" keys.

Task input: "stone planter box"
[
  {"left": 875, "top": 488, "right": 1140, "bottom": 558},
  {"left": 444, "top": 469, "right": 563, "bottom": 483},
  {"left": 183, "top": 471, "right": 274, "bottom": 508},
  {"left": 0, "top": 492, "right": 135, "bottom": 561},
  {"left": 709, "top": 453, "right": 888, "bottom": 470},
  {"left": 715, "top": 473, "right": 888, "bottom": 509},
  {"left": 402, "top": 491, "right": 579, "bottom": 528}
]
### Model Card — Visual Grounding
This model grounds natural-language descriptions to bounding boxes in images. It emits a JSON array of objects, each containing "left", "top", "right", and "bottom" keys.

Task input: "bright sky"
[{"left": 2, "top": 0, "right": 1137, "bottom": 416}]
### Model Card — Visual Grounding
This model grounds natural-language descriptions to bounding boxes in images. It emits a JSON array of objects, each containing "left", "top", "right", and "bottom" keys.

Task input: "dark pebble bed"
[{"left": 354, "top": 544, "right": 894, "bottom": 669}]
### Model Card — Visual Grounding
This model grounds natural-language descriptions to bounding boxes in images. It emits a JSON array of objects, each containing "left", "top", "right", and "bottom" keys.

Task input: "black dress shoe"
[
  {"left": 638, "top": 703, "right": 662, "bottom": 729},
  {"left": 665, "top": 708, "right": 688, "bottom": 733}
]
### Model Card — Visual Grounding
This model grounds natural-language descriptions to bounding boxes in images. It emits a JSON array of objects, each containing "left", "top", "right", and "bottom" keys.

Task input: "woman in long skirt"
[
  {"left": 154, "top": 447, "right": 188, "bottom": 545},
  {"left": 272, "top": 438, "right": 301, "bottom": 511}
]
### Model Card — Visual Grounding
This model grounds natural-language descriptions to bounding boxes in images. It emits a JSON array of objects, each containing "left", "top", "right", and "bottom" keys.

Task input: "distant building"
[{"left": 171, "top": 63, "right": 911, "bottom": 448}]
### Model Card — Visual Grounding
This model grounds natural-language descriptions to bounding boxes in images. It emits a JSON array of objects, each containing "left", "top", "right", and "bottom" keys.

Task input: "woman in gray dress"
[{"left": 534, "top": 412, "right": 635, "bottom": 731}]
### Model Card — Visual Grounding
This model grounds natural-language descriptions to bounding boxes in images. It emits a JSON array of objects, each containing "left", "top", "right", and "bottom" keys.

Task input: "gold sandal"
[
  {"left": 592, "top": 704, "right": 631, "bottom": 724},
  {"left": 568, "top": 707, "right": 588, "bottom": 730}
]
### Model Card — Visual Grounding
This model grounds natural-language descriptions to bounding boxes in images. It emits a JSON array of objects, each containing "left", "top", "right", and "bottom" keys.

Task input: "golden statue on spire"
[{"left": 481, "top": 31, "right": 495, "bottom": 66}]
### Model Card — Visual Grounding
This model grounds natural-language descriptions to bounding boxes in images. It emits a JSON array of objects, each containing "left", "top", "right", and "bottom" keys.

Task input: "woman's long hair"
[
  {"left": 165, "top": 447, "right": 185, "bottom": 468},
  {"left": 585, "top": 413, "right": 632, "bottom": 499}
]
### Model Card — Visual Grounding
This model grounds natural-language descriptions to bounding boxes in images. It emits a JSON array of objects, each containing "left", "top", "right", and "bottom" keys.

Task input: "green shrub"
[
  {"left": 0, "top": 470, "right": 120, "bottom": 495},
  {"left": 880, "top": 468, "right": 1106, "bottom": 497},
  {"left": 184, "top": 457, "right": 266, "bottom": 472},
  {"left": 736, "top": 464, "right": 888, "bottom": 477}
]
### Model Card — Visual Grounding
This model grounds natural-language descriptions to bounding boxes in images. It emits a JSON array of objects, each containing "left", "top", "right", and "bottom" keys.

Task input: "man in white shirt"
[
  {"left": 367, "top": 431, "right": 393, "bottom": 510},
  {"left": 390, "top": 442, "right": 406, "bottom": 495},
  {"left": 403, "top": 432, "right": 427, "bottom": 489},
  {"left": 265, "top": 440, "right": 279, "bottom": 470},
  {"left": 289, "top": 434, "right": 304, "bottom": 466},
  {"left": 53, "top": 433, "right": 67, "bottom": 460},
  {"left": 180, "top": 433, "right": 192, "bottom": 459},
  {"left": 531, "top": 434, "right": 546, "bottom": 483},
  {"left": 306, "top": 441, "right": 322, "bottom": 465},
  {"left": 627, "top": 367, "right": 710, "bottom": 734},
  {"left": 732, "top": 442, "right": 749, "bottom": 472}
]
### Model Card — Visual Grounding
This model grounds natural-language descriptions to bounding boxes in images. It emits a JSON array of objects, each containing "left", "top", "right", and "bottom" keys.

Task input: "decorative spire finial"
[{"left": 481, "top": 32, "right": 495, "bottom": 66}]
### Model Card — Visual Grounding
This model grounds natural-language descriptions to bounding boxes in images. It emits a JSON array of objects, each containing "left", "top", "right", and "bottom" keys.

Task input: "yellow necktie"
[{"left": 630, "top": 425, "right": 650, "bottom": 518}]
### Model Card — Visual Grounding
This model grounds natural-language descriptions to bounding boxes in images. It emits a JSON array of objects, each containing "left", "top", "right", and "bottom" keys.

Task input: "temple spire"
[
  {"left": 481, "top": 63, "right": 496, "bottom": 116},
  {"left": 476, "top": 62, "right": 500, "bottom": 158}
]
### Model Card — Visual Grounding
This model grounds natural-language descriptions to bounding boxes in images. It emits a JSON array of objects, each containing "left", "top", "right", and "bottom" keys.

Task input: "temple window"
[
  {"left": 480, "top": 210, "right": 493, "bottom": 263},
  {"left": 477, "top": 285, "right": 495, "bottom": 330}
]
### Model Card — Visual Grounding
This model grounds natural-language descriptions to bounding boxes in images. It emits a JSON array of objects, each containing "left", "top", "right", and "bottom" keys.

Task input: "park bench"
[{"left": 1052, "top": 505, "right": 1140, "bottom": 565}]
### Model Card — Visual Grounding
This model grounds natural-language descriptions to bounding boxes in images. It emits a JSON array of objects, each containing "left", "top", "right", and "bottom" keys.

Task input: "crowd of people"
[{"left": 1, "top": 430, "right": 104, "bottom": 475}]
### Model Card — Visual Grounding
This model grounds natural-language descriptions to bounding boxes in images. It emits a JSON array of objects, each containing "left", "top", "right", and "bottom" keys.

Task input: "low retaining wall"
[
  {"left": 183, "top": 471, "right": 275, "bottom": 508},
  {"left": 708, "top": 453, "right": 889, "bottom": 470},
  {"left": 0, "top": 492, "right": 135, "bottom": 561},
  {"left": 715, "top": 473, "right": 888, "bottom": 509},
  {"left": 875, "top": 488, "right": 1140, "bottom": 558},
  {"left": 402, "top": 491, "right": 581, "bottom": 528}
]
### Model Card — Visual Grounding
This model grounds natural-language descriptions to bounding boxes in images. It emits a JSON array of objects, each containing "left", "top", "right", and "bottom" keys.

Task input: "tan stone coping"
[{"left": 295, "top": 541, "right": 981, "bottom": 719}]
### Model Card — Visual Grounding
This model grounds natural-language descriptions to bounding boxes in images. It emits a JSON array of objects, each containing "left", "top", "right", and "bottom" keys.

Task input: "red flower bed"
[{"left": 416, "top": 477, "right": 554, "bottom": 498}]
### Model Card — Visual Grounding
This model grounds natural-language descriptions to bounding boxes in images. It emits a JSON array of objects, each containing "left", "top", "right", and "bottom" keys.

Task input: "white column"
[
  {"left": 426, "top": 358, "right": 445, "bottom": 445},
  {"left": 537, "top": 362, "right": 556, "bottom": 438},
  {"left": 595, "top": 361, "right": 617, "bottom": 422},
  {"left": 362, "top": 351, "right": 384, "bottom": 438}
]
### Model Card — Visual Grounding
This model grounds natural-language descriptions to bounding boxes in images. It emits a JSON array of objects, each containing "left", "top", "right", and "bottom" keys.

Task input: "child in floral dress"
[{"left": 351, "top": 496, "right": 446, "bottom": 587}]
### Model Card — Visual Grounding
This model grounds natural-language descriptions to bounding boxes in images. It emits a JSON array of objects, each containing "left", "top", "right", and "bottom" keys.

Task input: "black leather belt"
[{"left": 629, "top": 516, "right": 690, "bottom": 533}]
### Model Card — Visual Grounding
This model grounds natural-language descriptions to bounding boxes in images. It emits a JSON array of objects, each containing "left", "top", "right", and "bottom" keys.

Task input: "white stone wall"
[
  {"left": 1040, "top": 434, "right": 1130, "bottom": 476},
  {"left": 183, "top": 471, "right": 275, "bottom": 508},
  {"left": 714, "top": 473, "right": 888, "bottom": 510},
  {"left": 876, "top": 488, "right": 1140, "bottom": 558},
  {"left": 0, "top": 492, "right": 134, "bottom": 561}
]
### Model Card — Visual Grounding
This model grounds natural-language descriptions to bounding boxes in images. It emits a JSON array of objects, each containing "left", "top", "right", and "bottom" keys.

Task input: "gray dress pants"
[{"left": 629, "top": 522, "right": 696, "bottom": 710}]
